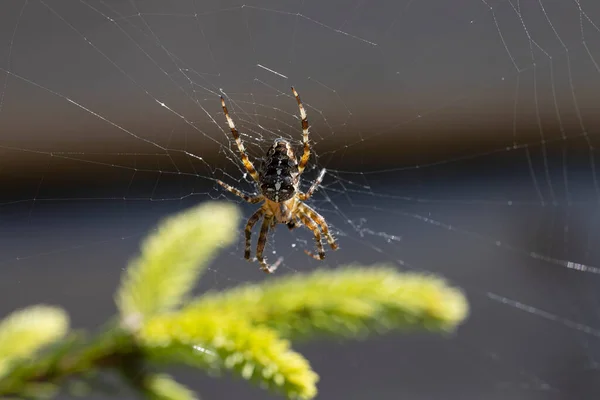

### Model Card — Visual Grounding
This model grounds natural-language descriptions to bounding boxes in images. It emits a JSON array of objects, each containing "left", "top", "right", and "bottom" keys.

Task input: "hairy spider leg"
[
  {"left": 299, "top": 168, "right": 326, "bottom": 201},
  {"left": 300, "top": 202, "right": 338, "bottom": 251},
  {"left": 244, "top": 208, "right": 265, "bottom": 260},
  {"left": 297, "top": 211, "right": 326, "bottom": 260},
  {"left": 216, "top": 179, "right": 263, "bottom": 203},
  {"left": 291, "top": 87, "right": 311, "bottom": 176},
  {"left": 220, "top": 96, "right": 260, "bottom": 183},
  {"left": 286, "top": 219, "right": 300, "bottom": 230},
  {"left": 256, "top": 214, "right": 276, "bottom": 273}
]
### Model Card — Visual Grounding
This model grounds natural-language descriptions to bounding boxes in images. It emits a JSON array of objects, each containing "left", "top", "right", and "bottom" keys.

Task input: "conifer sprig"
[
  {"left": 145, "top": 374, "right": 199, "bottom": 400},
  {"left": 141, "top": 313, "right": 318, "bottom": 400},
  {"left": 187, "top": 266, "right": 468, "bottom": 341},
  {"left": 0, "top": 201, "right": 469, "bottom": 400},
  {"left": 0, "top": 306, "right": 69, "bottom": 379},
  {"left": 116, "top": 202, "right": 240, "bottom": 325}
]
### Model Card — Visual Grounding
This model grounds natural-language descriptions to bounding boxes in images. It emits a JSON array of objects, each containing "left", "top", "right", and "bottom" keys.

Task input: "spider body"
[
  {"left": 217, "top": 87, "right": 338, "bottom": 273},
  {"left": 260, "top": 139, "right": 299, "bottom": 204}
]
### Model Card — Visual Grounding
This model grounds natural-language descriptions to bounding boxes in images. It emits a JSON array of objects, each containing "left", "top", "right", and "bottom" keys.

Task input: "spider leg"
[
  {"left": 216, "top": 180, "right": 263, "bottom": 204},
  {"left": 299, "top": 168, "right": 326, "bottom": 201},
  {"left": 256, "top": 214, "right": 278, "bottom": 273},
  {"left": 244, "top": 208, "right": 265, "bottom": 260},
  {"left": 298, "top": 211, "right": 325, "bottom": 260},
  {"left": 299, "top": 203, "right": 339, "bottom": 251},
  {"left": 286, "top": 215, "right": 304, "bottom": 231},
  {"left": 291, "top": 87, "right": 311, "bottom": 176},
  {"left": 287, "top": 220, "right": 299, "bottom": 231},
  {"left": 220, "top": 96, "right": 260, "bottom": 183}
]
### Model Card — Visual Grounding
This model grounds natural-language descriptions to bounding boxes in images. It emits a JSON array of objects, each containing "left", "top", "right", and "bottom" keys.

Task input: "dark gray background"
[{"left": 1, "top": 0, "right": 600, "bottom": 399}]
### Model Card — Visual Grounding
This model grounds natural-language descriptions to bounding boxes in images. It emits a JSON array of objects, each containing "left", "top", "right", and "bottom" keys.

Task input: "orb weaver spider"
[{"left": 216, "top": 87, "right": 338, "bottom": 273}]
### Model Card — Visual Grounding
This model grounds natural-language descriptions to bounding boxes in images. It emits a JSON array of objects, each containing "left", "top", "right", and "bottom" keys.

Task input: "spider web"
[{"left": 0, "top": 0, "right": 600, "bottom": 398}]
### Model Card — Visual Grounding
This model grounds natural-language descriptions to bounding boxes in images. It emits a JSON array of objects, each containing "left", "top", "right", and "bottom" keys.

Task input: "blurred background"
[{"left": 1, "top": 0, "right": 600, "bottom": 399}]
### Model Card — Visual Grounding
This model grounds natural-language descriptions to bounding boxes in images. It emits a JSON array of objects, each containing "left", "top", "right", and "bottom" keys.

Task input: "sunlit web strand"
[
  {"left": 331, "top": 127, "right": 594, "bottom": 176},
  {"left": 0, "top": 142, "right": 209, "bottom": 181},
  {"left": 49, "top": 0, "right": 235, "bottom": 157},
  {"left": 347, "top": 203, "right": 600, "bottom": 275},
  {"left": 334, "top": 207, "right": 600, "bottom": 343},
  {"left": 488, "top": 293, "right": 600, "bottom": 338},
  {"left": 323, "top": 38, "right": 592, "bottom": 156},
  {"left": 133, "top": 5, "right": 378, "bottom": 47}
]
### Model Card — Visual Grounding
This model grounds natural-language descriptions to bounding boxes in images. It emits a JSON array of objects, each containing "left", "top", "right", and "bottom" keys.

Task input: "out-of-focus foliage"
[
  {"left": 189, "top": 266, "right": 468, "bottom": 340},
  {"left": 0, "top": 305, "right": 69, "bottom": 379},
  {"left": 145, "top": 374, "right": 199, "bottom": 400},
  {"left": 0, "top": 201, "right": 469, "bottom": 400},
  {"left": 116, "top": 202, "right": 240, "bottom": 324},
  {"left": 142, "top": 313, "right": 318, "bottom": 400}
]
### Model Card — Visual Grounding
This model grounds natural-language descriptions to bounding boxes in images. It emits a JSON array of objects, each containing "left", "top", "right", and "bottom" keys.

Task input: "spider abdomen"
[{"left": 259, "top": 139, "right": 299, "bottom": 203}]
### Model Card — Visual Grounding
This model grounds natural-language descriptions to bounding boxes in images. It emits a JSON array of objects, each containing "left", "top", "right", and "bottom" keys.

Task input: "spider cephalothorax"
[{"left": 216, "top": 87, "right": 338, "bottom": 273}]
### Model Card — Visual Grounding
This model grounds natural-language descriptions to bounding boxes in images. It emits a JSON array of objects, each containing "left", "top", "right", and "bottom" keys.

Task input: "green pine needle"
[
  {"left": 140, "top": 312, "right": 318, "bottom": 400},
  {"left": 146, "top": 374, "right": 200, "bottom": 400},
  {"left": 189, "top": 265, "right": 468, "bottom": 340},
  {"left": 116, "top": 202, "right": 241, "bottom": 325},
  {"left": 0, "top": 305, "right": 69, "bottom": 379}
]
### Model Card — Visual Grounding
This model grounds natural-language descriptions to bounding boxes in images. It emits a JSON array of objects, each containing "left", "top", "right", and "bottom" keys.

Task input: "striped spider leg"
[{"left": 217, "top": 88, "right": 338, "bottom": 273}]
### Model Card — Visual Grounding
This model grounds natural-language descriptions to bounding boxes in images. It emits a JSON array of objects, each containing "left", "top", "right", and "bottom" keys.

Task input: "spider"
[{"left": 216, "top": 87, "right": 338, "bottom": 273}]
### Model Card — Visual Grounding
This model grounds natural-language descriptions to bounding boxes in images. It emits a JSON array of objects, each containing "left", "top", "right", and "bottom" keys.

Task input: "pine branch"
[
  {"left": 0, "top": 327, "right": 143, "bottom": 398},
  {"left": 116, "top": 202, "right": 240, "bottom": 325},
  {"left": 187, "top": 266, "right": 468, "bottom": 341},
  {"left": 140, "top": 313, "right": 318, "bottom": 400},
  {"left": 0, "top": 306, "right": 69, "bottom": 380},
  {"left": 145, "top": 374, "right": 199, "bottom": 400},
  {"left": 0, "top": 201, "right": 469, "bottom": 400}
]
